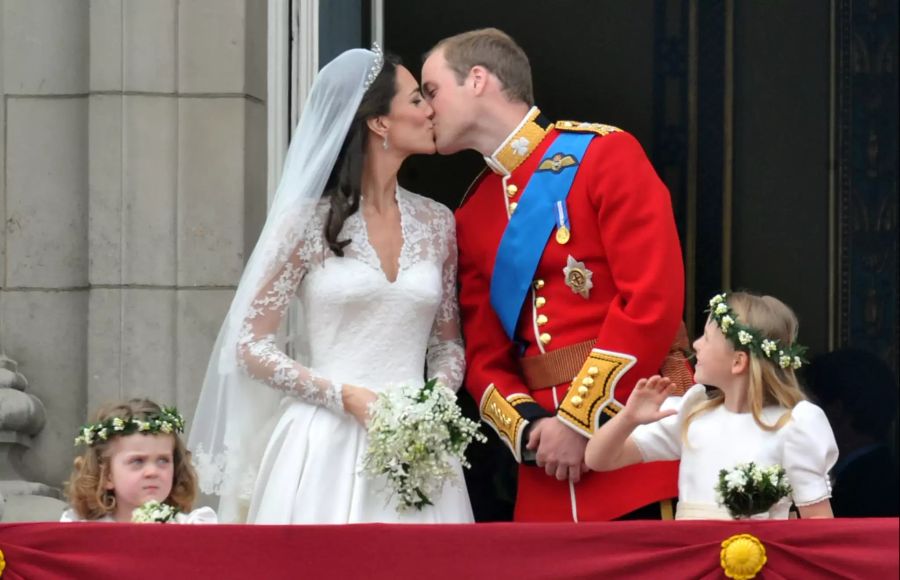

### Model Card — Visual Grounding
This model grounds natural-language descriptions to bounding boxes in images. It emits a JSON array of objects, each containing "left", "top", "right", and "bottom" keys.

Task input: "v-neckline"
[{"left": 358, "top": 186, "right": 406, "bottom": 284}]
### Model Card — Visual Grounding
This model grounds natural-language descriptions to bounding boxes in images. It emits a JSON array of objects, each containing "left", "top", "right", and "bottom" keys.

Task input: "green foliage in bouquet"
[
  {"left": 715, "top": 462, "right": 792, "bottom": 519},
  {"left": 131, "top": 500, "right": 180, "bottom": 523},
  {"left": 363, "top": 378, "right": 487, "bottom": 511}
]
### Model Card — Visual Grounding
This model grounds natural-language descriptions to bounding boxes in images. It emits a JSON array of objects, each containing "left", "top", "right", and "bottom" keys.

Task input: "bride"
[{"left": 188, "top": 46, "right": 473, "bottom": 524}]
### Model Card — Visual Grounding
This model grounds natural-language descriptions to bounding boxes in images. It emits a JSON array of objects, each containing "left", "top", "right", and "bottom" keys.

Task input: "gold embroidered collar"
[{"left": 484, "top": 107, "right": 551, "bottom": 175}]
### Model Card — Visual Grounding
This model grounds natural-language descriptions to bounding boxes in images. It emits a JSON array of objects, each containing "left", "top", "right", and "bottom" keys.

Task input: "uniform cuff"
[
  {"left": 480, "top": 386, "right": 548, "bottom": 463},
  {"left": 557, "top": 348, "right": 636, "bottom": 436}
]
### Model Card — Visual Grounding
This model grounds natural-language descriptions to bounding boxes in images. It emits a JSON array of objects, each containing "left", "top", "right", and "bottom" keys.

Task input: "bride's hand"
[{"left": 342, "top": 385, "right": 378, "bottom": 426}]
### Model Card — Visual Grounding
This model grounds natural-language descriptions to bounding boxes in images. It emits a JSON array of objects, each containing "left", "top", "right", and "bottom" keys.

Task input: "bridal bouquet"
[
  {"left": 362, "top": 378, "right": 486, "bottom": 512},
  {"left": 715, "top": 462, "right": 792, "bottom": 519},
  {"left": 131, "top": 500, "right": 179, "bottom": 523}
]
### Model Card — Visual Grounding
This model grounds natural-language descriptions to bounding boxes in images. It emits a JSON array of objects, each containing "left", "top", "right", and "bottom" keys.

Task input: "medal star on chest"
[{"left": 563, "top": 255, "right": 593, "bottom": 299}]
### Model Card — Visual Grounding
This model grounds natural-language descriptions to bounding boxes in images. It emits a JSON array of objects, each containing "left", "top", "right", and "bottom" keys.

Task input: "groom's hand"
[{"left": 526, "top": 418, "right": 589, "bottom": 483}]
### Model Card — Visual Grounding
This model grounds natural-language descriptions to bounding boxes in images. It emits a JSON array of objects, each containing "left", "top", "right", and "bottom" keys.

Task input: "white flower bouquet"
[
  {"left": 362, "top": 378, "right": 486, "bottom": 512},
  {"left": 131, "top": 500, "right": 179, "bottom": 523},
  {"left": 715, "top": 462, "right": 792, "bottom": 519}
]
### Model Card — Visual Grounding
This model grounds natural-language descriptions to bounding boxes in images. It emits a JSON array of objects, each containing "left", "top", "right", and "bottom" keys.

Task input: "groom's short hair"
[{"left": 429, "top": 28, "right": 534, "bottom": 106}]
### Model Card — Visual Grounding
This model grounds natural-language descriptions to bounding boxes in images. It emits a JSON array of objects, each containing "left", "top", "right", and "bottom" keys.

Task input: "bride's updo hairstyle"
[{"left": 323, "top": 52, "right": 401, "bottom": 256}]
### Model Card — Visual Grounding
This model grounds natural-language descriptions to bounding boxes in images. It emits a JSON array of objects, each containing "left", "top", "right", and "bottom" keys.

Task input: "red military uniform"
[{"left": 456, "top": 108, "right": 684, "bottom": 521}]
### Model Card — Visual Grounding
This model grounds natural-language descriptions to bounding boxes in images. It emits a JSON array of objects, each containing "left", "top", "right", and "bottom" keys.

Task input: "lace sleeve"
[
  {"left": 426, "top": 207, "right": 466, "bottom": 392},
  {"left": 235, "top": 239, "right": 344, "bottom": 414}
]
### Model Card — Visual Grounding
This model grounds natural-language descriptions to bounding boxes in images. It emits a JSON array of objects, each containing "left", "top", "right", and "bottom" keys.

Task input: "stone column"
[
  {"left": 1, "top": 0, "right": 90, "bottom": 490},
  {"left": 86, "top": 0, "right": 267, "bottom": 439},
  {"left": 0, "top": 0, "right": 266, "bottom": 496},
  {"left": 0, "top": 353, "right": 67, "bottom": 521}
]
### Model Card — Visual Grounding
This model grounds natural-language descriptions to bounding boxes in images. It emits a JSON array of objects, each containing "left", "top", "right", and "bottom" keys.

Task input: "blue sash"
[{"left": 489, "top": 132, "right": 594, "bottom": 339}]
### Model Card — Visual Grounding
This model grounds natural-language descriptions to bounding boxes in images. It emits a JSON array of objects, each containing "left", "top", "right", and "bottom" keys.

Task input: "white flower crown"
[
  {"left": 707, "top": 293, "right": 807, "bottom": 370},
  {"left": 74, "top": 406, "right": 185, "bottom": 447}
]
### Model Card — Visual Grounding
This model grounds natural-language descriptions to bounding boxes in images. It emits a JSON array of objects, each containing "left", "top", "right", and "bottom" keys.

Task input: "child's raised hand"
[{"left": 621, "top": 375, "right": 677, "bottom": 425}]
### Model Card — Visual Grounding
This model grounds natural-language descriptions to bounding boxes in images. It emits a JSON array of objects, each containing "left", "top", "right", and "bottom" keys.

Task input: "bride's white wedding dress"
[{"left": 236, "top": 186, "right": 473, "bottom": 524}]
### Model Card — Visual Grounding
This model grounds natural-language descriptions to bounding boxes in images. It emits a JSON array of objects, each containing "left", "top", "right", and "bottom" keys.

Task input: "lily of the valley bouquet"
[
  {"left": 131, "top": 500, "right": 179, "bottom": 523},
  {"left": 362, "top": 378, "right": 486, "bottom": 512},
  {"left": 715, "top": 462, "right": 792, "bottom": 519}
]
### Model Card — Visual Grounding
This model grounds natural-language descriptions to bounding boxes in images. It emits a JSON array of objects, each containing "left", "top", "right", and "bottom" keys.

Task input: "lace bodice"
[{"left": 236, "top": 187, "right": 465, "bottom": 414}]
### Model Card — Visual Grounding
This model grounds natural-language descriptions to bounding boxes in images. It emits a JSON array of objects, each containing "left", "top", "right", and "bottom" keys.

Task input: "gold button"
[
  {"left": 588, "top": 366, "right": 599, "bottom": 376},
  {"left": 536, "top": 314, "right": 548, "bottom": 326},
  {"left": 570, "top": 395, "right": 583, "bottom": 407},
  {"left": 535, "top": 297, "right": 546, "bottom": 308},
  {"left": 582, "top": 377, "right": 594, "bottom": 387},
  {"left": 539, "top": 332, "right": 551, "bottom": 345},
  {"left": 577, "top": 386, "right": 589, "bottom": 396},
  {"left": 534, "top": 279, "right": 545, "bottom": 290},
  {"left": 506, "top": 184, "right": 518, "bottom": 197},
  {"left": 509, "top": 202, "right": 518, "bottom": 213}
]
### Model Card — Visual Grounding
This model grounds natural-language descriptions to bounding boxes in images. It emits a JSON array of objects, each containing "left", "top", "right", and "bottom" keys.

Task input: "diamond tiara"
[{"left": 364, "top": 42, "right": 384, "bottom": 90}]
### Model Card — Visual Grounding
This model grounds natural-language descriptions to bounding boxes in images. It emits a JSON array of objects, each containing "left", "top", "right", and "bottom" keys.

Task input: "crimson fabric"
[
  {"left": 0, "top": 518, "right": 896, "bottom": 579},
  {"left": 514, "top": 458, "right": 679, "bottom": 522},
  {"left": 456, "top": 126, "right": 685, "bottom": 520}
]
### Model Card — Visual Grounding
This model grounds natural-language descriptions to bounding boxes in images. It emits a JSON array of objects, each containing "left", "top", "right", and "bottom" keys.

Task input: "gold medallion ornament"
[
  {"left": 720, "top": 534, "right": 767, "bottom": 580},
  {"left": 555, "top": 225, "right": 570, "bottom": 245},
  {"left": 562, "top": 255, "right": 592, "bottom": 299}
]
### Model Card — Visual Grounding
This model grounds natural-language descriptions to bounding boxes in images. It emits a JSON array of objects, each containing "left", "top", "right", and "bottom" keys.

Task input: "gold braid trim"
[
  {"left": 479, "top": 385, "right": 529, "bottom": 463},
  {"left": 557, "top": 349, "right": 636, "bottom": 437},
  {"left": 555, "top": 120, "right": 621, "bottom": 136}
]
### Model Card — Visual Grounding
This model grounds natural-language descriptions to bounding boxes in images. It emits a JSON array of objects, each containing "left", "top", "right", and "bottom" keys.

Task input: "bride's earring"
[{"left": 382, "top": 135, "right": 389, "bottom": 150}]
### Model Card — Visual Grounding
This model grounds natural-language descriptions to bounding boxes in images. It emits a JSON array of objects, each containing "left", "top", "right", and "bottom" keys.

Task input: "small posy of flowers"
[
  {"left": 131, "top": 500, "right": 179, "bottom": 523},
  {"left": 362, "top": 378, "right": 487, "bottom": 512},
  {"left": 706, "top": 293, "right": 807, "bottom": 369},
  {"left": 715, "top": 462, "right": 792, "bottom": 519},
  {"left": 74, "top": 407, "right": 184, "bottom": 447}
]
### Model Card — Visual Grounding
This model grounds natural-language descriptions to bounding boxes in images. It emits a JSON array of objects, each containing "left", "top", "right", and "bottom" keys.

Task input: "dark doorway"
[{"left": 385, "top": 0, "right": 678, "bottom": 522}]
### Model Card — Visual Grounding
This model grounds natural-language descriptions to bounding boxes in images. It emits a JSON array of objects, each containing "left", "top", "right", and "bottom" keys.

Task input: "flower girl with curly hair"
[
  {"left": 585, "top": 291, "right": 838, "bottom": 519},
  {"left": 61, "top": 398, "right": 216, "bottom": 523}
]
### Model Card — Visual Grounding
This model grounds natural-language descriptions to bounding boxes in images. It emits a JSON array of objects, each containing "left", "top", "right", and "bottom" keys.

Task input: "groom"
[{"left": 422, "top": 29, "right": 690, "bottom": 522}]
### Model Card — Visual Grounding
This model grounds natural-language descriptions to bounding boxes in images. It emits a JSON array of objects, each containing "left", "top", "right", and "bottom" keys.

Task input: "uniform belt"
[
  {"left": 520, "top": 339, "right": 595, "bottom": 390},
  {"left": 661, "top": 321, "right": 695, "bottom": 395},
  {"left": 519, "top": 331, "right": 695, "bottom": 392}
]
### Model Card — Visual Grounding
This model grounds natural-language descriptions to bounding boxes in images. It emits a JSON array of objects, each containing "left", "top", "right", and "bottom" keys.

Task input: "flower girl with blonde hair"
[{"left": 585, "top": 291, "right": 838, "bottom": 519}]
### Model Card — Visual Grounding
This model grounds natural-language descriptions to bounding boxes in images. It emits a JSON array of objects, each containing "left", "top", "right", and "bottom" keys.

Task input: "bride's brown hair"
[
  {"left": 64, "top": 399, "right": 198, "bottom": 520},
  {"left": 324, "top": 52, "right": 401, "bottom": 256}
]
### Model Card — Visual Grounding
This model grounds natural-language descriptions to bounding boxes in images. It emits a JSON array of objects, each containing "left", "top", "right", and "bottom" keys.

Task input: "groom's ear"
[
  {"left": 366, "top": 115, "right": 389, "bottom": 138},
  {"left": 469, "top": 65, "right": 489, "bottom": 96}
]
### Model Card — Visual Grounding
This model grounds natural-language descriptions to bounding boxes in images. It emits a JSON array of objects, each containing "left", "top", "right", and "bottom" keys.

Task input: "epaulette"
[
  {"left": 457, "top": 167, "right": 489, "bottom": 209},
  {"left": 555, "top": 120, "right": 621, "bottom": 137}
]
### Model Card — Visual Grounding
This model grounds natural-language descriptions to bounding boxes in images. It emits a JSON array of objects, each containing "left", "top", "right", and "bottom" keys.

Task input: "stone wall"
[{"left": 0, "top": 0, "right": 266, "bottom": 496}]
